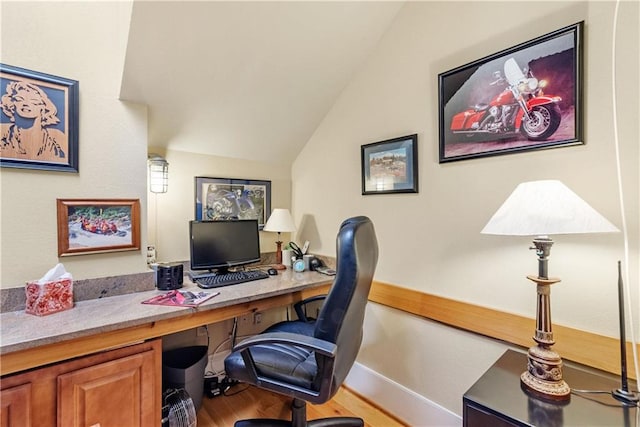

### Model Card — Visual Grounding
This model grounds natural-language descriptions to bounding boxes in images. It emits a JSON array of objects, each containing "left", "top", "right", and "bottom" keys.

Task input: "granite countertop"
[{"left": 0, "top": 270, "right": 331, "bottom": 355}]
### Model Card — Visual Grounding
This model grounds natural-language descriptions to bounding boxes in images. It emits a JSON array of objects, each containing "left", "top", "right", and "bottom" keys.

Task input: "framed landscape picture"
[
  {"left": 1, "top": 64, "right": 79, "bottom": 172},
  {"left": 194, "top": 177, "right": 271, "bottom": 229},
  {"left": 57, "top": 199, "right": 140, "bottom": 256},
  {"left": 438, "top": 22, "right": 583, "bottom": 162},
  {"left": 361, "top": 134, "right": 418, "bottom": 195}
]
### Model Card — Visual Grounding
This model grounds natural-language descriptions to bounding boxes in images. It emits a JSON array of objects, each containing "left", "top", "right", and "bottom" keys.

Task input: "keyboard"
[{"left": 193, "top": 270, "right": 269, "bottom": 289}]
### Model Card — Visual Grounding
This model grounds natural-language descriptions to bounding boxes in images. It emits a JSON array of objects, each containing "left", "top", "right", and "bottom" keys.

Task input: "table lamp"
[
  {"left": 264, "top": 208, "right": 296, "bottom": 270},
  {"left": 481, "top": 180, "right": 619, "bottom": 401}
]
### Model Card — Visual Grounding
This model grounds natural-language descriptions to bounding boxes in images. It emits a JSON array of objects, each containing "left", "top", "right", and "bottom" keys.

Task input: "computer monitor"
[{"left": 189, "top": 219, "right": 261, "bottom": 274}]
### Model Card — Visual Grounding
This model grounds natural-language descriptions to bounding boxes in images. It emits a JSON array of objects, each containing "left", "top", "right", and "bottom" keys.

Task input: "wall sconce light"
[{"left": 148, "top": 154, "right": 169, "bottom": 194}]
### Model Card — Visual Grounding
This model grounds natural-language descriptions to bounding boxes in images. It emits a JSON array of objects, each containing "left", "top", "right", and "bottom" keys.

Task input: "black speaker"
[{"left": 156, "top": 262, "right": 184, "bottom": 290}]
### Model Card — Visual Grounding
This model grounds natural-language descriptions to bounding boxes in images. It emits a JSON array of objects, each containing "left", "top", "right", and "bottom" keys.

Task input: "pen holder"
[{"left": 282, "top": 249, "right": 293, "bottom": 267}]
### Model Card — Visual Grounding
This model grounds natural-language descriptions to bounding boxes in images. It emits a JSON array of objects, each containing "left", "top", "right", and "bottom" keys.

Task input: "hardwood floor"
[{"left": 197, "top": 384, "right": 406, "bottom": 426}]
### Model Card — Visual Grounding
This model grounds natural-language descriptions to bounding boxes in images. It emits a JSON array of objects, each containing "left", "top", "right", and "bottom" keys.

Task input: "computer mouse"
[{"left": 267, "top": 268, "right": 278, "bottom": 276}]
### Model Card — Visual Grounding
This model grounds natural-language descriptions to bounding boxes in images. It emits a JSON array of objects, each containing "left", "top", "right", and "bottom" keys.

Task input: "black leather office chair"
[{"left": 224, "top": 216, "right": 378, "bottom": 427}]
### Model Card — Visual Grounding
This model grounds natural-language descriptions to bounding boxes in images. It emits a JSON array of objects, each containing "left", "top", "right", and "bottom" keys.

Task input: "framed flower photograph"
[{"left": 57, "top": 199, "right": 140, "bottom": 256}]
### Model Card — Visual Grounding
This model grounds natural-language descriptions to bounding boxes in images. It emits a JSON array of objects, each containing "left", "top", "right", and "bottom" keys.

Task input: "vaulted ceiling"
[{"left": 120, "top": 1, "right": 404, "bottom": 165}]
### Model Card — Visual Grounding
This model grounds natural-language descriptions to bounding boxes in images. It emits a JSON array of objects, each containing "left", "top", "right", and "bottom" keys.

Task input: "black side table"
[{"left": 463, "top": 349, "right": 638, "bottom": 426}]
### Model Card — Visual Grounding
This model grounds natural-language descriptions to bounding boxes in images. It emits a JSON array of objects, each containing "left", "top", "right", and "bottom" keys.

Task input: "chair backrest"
[{"left": 313, "top": 216, "right": 378, "bottom": 393}]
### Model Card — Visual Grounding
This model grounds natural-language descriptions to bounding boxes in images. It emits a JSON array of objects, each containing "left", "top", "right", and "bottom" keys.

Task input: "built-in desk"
[
  {"left": 0, "top": 270, "right": 332, "bottom": 376},
  {"left": 463, "top": 349, "right": 638, "bottom": 426}
]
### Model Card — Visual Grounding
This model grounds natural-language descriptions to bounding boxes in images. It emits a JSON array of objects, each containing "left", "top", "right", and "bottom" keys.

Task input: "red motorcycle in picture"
[{"left": 450, "top": 58, "right": 562, "bottom": 142}]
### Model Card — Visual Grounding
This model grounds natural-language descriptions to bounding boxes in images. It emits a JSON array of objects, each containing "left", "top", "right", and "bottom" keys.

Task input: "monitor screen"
[{"left": 189, "top": 220, "right": 261, "bottom": 273}]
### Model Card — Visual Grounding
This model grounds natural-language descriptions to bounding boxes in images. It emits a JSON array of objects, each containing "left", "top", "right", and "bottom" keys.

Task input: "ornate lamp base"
[
  {"left": 521, "top": 345, "right": 570, "bottom": 401},
  {"left": 523, "top": 236, "right": 570, "bottom": 403}
]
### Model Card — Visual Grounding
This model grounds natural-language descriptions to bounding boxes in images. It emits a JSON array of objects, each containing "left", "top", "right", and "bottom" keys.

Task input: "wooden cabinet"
[
  {"left": 1, "top": 383, "right": 32, "bottom": 427},
  {"left": 0, "top": 339, "right": 160, "bottom": 427},
  {"left": 463, "top": 349, "right": 638, "bottom": 426}
]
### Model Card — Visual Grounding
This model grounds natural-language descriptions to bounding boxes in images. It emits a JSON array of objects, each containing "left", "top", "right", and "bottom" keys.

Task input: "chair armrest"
[
  {"left": 232, "top": 332, "right": 338, "bottom": 402},
  {"left": 233, "top": 332, "right": 337, "bottom": 358},
  {"left": 294, "top": 295, "right": 327, "bottom": 322}
]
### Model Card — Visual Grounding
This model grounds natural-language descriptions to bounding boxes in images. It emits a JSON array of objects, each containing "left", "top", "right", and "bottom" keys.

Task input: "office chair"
[{"left": 224, "top": 216, "right": 379, "bottom": 427}]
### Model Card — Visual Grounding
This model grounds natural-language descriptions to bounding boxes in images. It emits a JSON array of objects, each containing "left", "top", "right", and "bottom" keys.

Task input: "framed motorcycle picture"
[
  {"left": 194, "top": 177, "right": 271, "bottom": 229},
  {"left": 438, "top": 22, "right": 583, "bottom": 163}
]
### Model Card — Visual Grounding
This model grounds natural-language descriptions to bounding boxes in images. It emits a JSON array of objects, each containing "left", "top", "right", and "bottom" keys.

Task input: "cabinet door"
[
  {"left": 0, "top": 383, "right": 32, "bottom": 427},
  {"left": 57, "top": 349, "right": 156, "bottom": 427}
]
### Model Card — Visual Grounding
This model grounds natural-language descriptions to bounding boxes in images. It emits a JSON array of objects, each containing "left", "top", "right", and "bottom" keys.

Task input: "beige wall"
[
  {"left": 293, "top": 0, "right": 639, "bottom": 414},
  {"left": 148, "top": 147, "right": 293, "bottom": 264},
  {"left": 1, "top": 2, "right": 149, "bottom": 287}
]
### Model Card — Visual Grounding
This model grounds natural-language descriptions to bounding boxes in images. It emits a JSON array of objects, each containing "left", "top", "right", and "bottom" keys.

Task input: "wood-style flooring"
[{"left": 197, "top": 384, "right": 406, "bottom": 426}]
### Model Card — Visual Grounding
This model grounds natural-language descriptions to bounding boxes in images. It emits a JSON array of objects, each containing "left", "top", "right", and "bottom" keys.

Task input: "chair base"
[
  {"left": 235, "top": 418, "right": 363, "bottom": 427},
  {"left": 234, "top": 398, "right": 364, "bottom": 427}
]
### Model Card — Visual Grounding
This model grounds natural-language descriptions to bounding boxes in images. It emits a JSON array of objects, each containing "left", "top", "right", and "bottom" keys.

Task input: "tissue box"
[{"left": 25, "top": 278, "right": 74, "bottom": 316}]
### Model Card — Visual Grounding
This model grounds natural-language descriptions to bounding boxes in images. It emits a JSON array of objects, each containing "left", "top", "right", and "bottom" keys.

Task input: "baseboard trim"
[{"left": 345, "top": 361, "right": 461, "bottom": 427}]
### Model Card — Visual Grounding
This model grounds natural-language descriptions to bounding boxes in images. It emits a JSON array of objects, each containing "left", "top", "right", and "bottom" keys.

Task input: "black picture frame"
[
  {"left": 1, "top": 64, "right": 79, "bottom": 172},
  {"left": 438, "top": 22, "right": 583, "bottom": 163},
  {"left": 194, "top": 177, "right": 271, "bottom": 229},
  {"left": 361, "top": 134, "right": 418, "bottom": 195}
]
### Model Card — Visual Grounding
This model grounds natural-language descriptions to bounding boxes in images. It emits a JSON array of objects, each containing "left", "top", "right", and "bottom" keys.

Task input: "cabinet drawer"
[{"left": 1, "top": 340, "right": 161, "bottom": 427}]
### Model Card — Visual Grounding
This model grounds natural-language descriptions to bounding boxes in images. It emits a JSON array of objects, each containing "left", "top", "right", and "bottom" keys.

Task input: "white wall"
[
  {"left": 148, "top": 148, "right": 293, "bottom": 264},
  {"left": 293, "top": 0, "right": 639, "bottom": 416},
  {"left": 1, "top": 2, "right": 148, "bottom": 287}
]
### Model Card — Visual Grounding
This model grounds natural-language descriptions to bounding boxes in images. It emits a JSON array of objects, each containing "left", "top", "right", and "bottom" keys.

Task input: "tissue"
[{"left": 25, "top": 263, "right": 74, "bottom": 316}]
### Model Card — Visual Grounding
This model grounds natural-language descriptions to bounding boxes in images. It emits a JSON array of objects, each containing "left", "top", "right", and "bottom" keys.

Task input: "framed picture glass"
[
  {"left": 57, "top": 199, "right": 140, "bottom": 256},
  {"left": 1, "top": 64, "right": 79, "bottom": 172},
  {"left": 361, "top": 134, "right": 418, "bottom": 195},
  {"left": 438, "top": 22, "right": 583, "bottom": 163},
  {"left": 194, "top": 177, "right": 271, "bottom": 229}
]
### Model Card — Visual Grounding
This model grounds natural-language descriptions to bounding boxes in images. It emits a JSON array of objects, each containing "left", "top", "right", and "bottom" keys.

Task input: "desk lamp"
[
  {"left": 481, "top": 180, "right": 619, "bottom": 401},
  {"left": 264, "top": 208, "right": 296, "bottom": 270}
]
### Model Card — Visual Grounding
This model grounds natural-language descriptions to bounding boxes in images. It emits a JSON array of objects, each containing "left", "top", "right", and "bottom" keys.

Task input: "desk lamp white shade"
[
  {"left": 264, "top": 209, "right": 296, "bottom": 269},
  {"left": 481, "top": 180, "right": 618, "bottom": 402},
  {"left": 264, "top": 209, "right": 296, "bottom": 234}
]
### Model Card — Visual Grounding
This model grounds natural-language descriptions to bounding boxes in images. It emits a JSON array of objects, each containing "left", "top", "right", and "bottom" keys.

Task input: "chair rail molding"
[{"left": 368, "top": 281, "right": 638, "bottom": 379}]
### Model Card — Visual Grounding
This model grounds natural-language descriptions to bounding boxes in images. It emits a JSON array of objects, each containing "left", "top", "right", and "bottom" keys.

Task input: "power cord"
[
  {"left": 223, "top": 381, "right": 250, "bottom": 397},
  {"left": 205, "top": 375, "right": 241, "bottom": 398},
  {"left": 203, "top": 332, "right": 255, "bottom": 398},
  {"left": 572, "top": 388, "right": 640, "bottom": 408}
]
